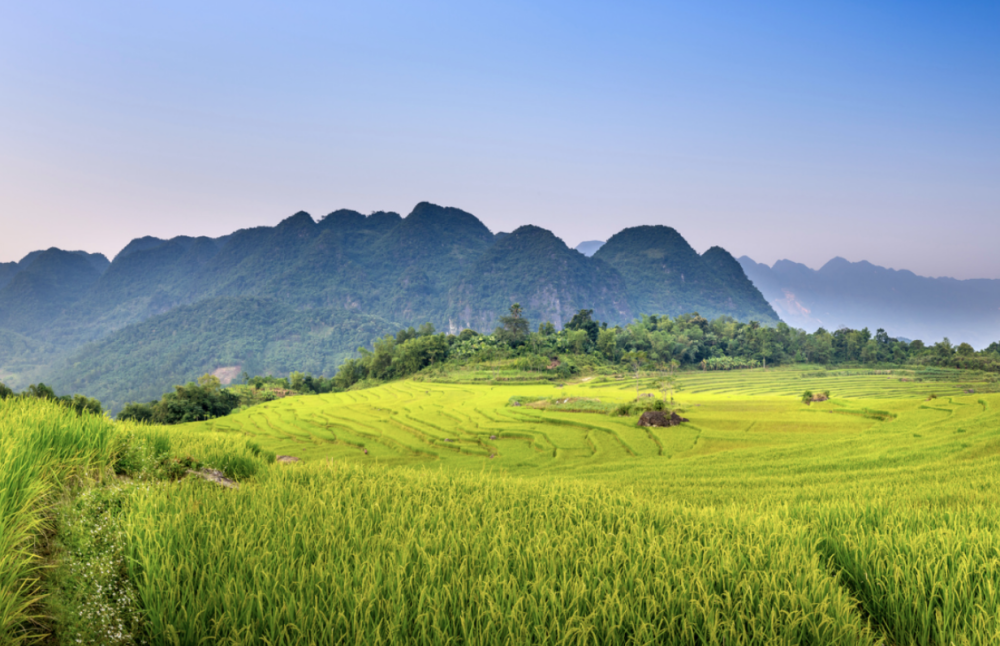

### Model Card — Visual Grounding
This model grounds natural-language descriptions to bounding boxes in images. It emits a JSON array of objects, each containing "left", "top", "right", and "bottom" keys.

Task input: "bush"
[
  {"left": 208, "top": 453, "right": 259, "bottom": 481},
  {"left": 508, "top": 396, "right": 546, "bottom": 407},
  {"left": 613, "top": 398, "right": 668, "bottom": 416},
  {"left": 245, "top": 441, "right": 276, "bottom": 464},
  {"left": 113, "top": 430, "right": 173, "bottom": 479},
  {"left": 613, "top": 403, "right": 635, "bottom": 416},
  {"left": 118, "top": 402, "right": 154, "bottom": 423},
  {"left": 553, "top": 362, "right": 578, "bottom": 380}
]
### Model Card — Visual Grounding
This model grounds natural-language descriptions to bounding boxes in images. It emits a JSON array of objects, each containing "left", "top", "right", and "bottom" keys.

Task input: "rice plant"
[{"left": 0, "top": 398, "right": 116, "bottom": 645}]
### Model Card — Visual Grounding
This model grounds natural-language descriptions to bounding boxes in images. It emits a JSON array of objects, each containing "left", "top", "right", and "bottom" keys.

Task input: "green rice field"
[{"left": 5, "top": 366, "right": 1000, "bottom": 644}]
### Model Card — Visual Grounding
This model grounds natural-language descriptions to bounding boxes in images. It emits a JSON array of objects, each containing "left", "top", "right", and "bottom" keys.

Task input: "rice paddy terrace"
[
  {"left": 195, "top": 366, "right": 996, "bottom": 481},
  {"left": 9, "top": 366, "right": 1000, "bottom": 645},
  {"left": 155, "top": 367, "right": 1000, "bottom": 644}
]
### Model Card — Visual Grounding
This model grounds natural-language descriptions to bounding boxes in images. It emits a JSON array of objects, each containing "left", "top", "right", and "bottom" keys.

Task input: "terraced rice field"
[
  {"left": 126, "top": 367, "right": 1000, "bottom": 644},
  {"left": 196, "top": 367, "right": 989, "bottom": 476}
]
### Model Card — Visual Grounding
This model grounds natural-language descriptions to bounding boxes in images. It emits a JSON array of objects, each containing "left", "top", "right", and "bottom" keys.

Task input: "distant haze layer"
[{"left": 740, "top": 256, "right": 1000, "bottom": 350}]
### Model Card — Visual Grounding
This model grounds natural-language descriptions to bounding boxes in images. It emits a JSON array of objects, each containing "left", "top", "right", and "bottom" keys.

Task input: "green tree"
[
  {"left": 934, "top": 338, "right": 955, "bottom": 360},
  {"left": 118, "top": 401, "right": 155, "bottom": 423},
  {"left": 623, "top": 350, "right": 647, "bottom": 396},
  {"left": 496, "top": 303, "right": 530, "bottom": 347},
  {"left": 290, "top": 371, "right": 320, "bottom": 393},
  {"left": 566, "top": 329, "right": 589, "bottom": 354},
  {"left": 860, "top": 340, "right": 880, "bottom": 364},
  {"left": 127, "top": 375, "right": 241, "bottom": 425},
  {"left": 597, "top": 328, "right": 618, "bottom": 361},
  {"left": 69, "top": 394, "right": 103, "bottom": 416},
  {"left": 23, "top": 383, "right": 58, "bottom": 400},
  {"left": 565, "top": 309, "right": 599, "bottom": 344}
]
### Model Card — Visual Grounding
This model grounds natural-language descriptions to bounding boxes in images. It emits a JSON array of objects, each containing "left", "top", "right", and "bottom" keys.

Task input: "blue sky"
[{"left": 1, "top": 1, "right": 997, "bottom": 278}]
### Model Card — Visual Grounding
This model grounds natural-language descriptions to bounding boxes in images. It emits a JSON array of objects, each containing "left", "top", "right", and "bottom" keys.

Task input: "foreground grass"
[
  {"left": 124, "top": 463, "right": 875, "bottom": 645},
  {"left": 0, "top": 398, "right": 115, "bottom": 645},
  {"left": 4, "top": 366, "right": 1000, "bottom": 644}
]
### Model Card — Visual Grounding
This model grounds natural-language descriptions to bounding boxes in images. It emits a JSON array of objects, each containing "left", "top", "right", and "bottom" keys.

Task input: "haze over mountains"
[
  {"left": 574, "top": 241, "right": 605, "bottom": 257},
  {"left": 739, "top": 256, "right": 1000, "bottom": 350},
  {"left": 0, "top": 202, "right": 775, "bottom": 412}
]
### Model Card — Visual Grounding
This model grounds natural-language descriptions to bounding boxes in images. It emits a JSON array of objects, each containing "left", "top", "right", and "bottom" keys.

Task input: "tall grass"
[
  {"left": 123, "top": 463, "right": 875, "bottom": 645},
  {"left": 810, "top": 502, "right": 1000, "bottom": 645},
  {"left": 0, "top": 398, "right": 115, "bottom": 645}
]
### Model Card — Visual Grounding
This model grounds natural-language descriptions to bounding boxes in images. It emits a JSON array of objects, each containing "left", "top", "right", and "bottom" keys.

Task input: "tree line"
[
  {"left": 0, "top": 381, "right": 103, "bottom": 416},
  {"left": 108, "top": 305, "right": 1000, "bottom": 423},
  {"left": 304, "top": 305, "right": 1000, "bottom": 391}
]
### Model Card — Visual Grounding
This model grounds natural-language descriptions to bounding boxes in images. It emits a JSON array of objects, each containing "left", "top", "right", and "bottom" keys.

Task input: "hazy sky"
[{"left": 1, "top": 1, "right": 997, "bottom": 278}]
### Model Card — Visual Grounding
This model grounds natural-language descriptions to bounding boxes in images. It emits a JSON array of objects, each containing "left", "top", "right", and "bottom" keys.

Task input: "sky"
[{"left": 1, "top": 1, "right": 997, "bottom": 279}]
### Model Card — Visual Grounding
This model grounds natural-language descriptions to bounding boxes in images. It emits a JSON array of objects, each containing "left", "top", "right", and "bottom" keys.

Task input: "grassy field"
[{"left": 5, "top": 365, "right": 1000, "bottom": 644}]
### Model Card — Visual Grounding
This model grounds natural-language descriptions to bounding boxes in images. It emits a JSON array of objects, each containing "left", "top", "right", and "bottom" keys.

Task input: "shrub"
[{"left": 207, "top": 453, "right": 259, "bottom": 481}]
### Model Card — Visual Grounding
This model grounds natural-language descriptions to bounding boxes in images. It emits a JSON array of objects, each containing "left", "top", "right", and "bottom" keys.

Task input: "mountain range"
[
  {"left": 738, "top": 256, "right": 1000, "bottom": 350},
  {"left": 0, "top": 202, "right": 776, "bottom": 412}
]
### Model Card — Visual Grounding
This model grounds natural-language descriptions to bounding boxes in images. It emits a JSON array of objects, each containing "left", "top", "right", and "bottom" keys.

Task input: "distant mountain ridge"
[
  {"left": 595, "top": 228, "right": 776, "bottom": 324},
  {"left": 0, "top": 249, "right": 109, "bottom": 291},
  {"left": 574, "top": 240, "right": 605, "bottom": 257},
  {"left": 739, "top": 256, "right": 1000, "bottom": 349},
  {"left": 0, "top": 202, "right": 777, "bottom": 411}
]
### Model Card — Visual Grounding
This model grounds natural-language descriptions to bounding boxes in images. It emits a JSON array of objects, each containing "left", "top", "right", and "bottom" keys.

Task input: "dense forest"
[{"left": 47, "top": 297, "right": 396, "bottom": 414}]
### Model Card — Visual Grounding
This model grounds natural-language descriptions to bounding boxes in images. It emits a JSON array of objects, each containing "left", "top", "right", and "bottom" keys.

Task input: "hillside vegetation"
[
  {"left": 94, "top": 304, "right": 1000, "bottom": 419},
  {"left": 52, "top": 297, "right": 396, "bottom": 413},
  {"left": 0, "top": 202, "right": 778, "bottom": 404},
  {"left": 4, "top": 368, "right": 1000, "bottom": 644},
  {"left": 595, "top": 227, "right": 775, "bottom": 323}
]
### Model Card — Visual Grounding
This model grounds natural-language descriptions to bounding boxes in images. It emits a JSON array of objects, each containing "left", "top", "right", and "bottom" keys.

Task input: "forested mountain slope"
[
  {"left": 47, "top": 297, "right": 396, "bottom": 413},
  {"left": 0, "top": 262, "right": 18, "bottom": 289},
  {"left": 739, "top": 256, "right": 1000, "bottom": 349},
  {"left": 449, "top": 225, "right": 631, "bottom": 330},
  {"left": 595, "top": 227, "right": 778, "bottom": 323},
  {"left": 0, "top": 249, "right": 110, "bottom": 333},
  {"left": 0, "top": 202, "right": 775, "bottom": 409}
]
